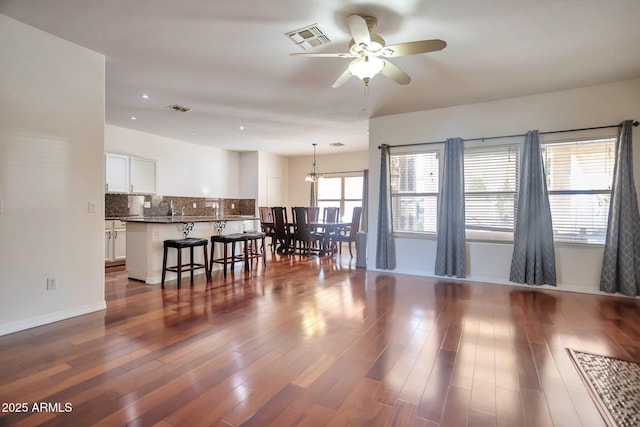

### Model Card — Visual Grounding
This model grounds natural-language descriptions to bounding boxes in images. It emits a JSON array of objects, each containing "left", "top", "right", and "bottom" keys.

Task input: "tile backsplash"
[{"left": 105, "top": 194, "right": 255, "bottom": 218}]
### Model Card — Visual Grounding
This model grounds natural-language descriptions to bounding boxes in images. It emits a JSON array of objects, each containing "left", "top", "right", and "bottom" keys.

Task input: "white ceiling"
[{"left": 2, "top": 0, "right": 640, "bottom": 156}]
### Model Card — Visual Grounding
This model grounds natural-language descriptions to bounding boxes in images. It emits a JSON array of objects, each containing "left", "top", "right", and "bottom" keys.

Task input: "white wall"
[
  {"left": 239, "top": 151, "right": 259, "bottom": 205},
  {"left": 288, "top": 151, "right": 369, "bottom": 208},
  {"left": 105, "top": 125, "right": 241, "bottom": 198},
  {"left": 259, "top": 151, "right": 289, "bottom": 208},
  {"left": 0, "top": 15, "right": 106, "bottom": 335},
  {"left": 368, "top": 78, "right": 640, "bottom": 295}
]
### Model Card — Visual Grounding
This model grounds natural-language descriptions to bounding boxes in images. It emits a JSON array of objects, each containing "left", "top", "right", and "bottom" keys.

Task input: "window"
[
  {"left": 390, "top": 151, "right": 440, "bottom": 234},
  {"left": 317, "top": 174, "right": 363, "bottom": 221},
  {"left": 542, "top": 137, "right": 615, "bottom": 244},
  {"left": 464, "top": 144, "right": 519, "bottom": 241}
]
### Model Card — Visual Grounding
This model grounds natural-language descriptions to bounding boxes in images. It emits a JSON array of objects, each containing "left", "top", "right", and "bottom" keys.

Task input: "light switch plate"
[
  {"left": 0, "top": 199, "right": 3, "bottom": 213},
  {"left": 88, "top": 201, "right": 97, "bottom": 213}
]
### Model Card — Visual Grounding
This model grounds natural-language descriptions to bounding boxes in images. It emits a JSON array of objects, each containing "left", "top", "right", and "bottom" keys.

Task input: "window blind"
[
  {"left": 390, "top": 151, "right": 440, "bottom": 233},
  {"left": 542, "top": 138, "right": 615, "bottom": 243},
  {"left": 464, "top": 144, "right": 519, "bottom": 241}
]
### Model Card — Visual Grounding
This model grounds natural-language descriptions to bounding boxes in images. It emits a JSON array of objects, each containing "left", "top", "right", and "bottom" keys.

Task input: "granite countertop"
[{"left": 121, "top": 215, "right": 258, "bottom": 224}]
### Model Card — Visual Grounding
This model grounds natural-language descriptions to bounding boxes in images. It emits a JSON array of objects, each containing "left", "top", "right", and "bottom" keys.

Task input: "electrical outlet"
[
  {"left": 154, "top": 231, "right": 160, "bottom": 240},
  {"left": 144, "top": 201, "right": 151, "bottom": 208},
  {"left": 47, "top": 277, "right": 57, "bottom": 290},
  {"left": 193, "top": 202, "right": 197, "bottom": 208},
  {"left": 231, "top": 203, "right": 235, "bottom": 209},
  {"left": 88, "top": 201, "right": 97, "bottom": 213}
]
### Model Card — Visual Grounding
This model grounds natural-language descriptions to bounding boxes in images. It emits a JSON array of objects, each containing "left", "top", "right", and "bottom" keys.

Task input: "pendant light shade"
[{"left": 305, "top": 143, "right": 323, "bottom": 182}]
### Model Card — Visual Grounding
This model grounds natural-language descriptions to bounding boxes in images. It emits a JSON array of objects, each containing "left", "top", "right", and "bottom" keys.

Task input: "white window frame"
[
  {"left": 541, "top": 135, "right": 616, "bottom": 245},
  {"left": 317, "top": 173, "right": 364, "bottom": 221},
  {"left": 463, "top": 141, "right": 520, "bottom": 242}
]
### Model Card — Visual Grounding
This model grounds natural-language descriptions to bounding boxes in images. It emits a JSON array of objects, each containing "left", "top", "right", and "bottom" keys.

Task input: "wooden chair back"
[
  {"left": 306, "top": 207, "right": 320, "bottom": 222},
  {"left": 347, "top": 207, "right": 362, "bottom": 239},
  {"left": 292, "top": 207, "right": 312, "bottom": 241},
  {"left": 271, "top": 207, "right": 290, "bottom": 249},
  {"left": 259, "top": 206, "right": 273, "bottom": 224},
  {"left": 323, "top": 207, "right": 340, "bottom": 223}
]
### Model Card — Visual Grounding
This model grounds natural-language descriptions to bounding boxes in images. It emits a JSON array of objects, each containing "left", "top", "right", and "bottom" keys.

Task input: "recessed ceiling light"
[
  {"left": 130, "top": 116, "right": 137, "bottom": 120},
  {"left": 330, "top": 142, "right": 344, "bottom": 147},
  {"left": 239, "top": 125, "right": 245, "bottom": 131},
  {"left": 141, "top": 94, "right": 149, "bottom": 99},
  {"left": 191, "top": 132, "right": 197, "bottom": 136}
]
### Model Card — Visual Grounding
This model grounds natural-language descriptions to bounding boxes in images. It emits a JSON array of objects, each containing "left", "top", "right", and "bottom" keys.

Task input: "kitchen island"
[{"left": 124, "top": 215, "right": 258, "bottom": 284}]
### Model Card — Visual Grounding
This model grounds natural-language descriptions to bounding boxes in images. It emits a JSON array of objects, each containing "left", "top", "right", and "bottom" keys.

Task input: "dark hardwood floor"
[{"left": 1, "top": 249, "right": 639, "bottom": 426}]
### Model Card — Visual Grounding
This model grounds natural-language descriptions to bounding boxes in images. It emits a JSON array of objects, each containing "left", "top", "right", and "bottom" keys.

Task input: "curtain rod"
[
  {"left": 321, "top": 170, "right": 365, "bottom": 175},
  {"left": 377, "top": 120, "right": 639, "bottom": 149}
]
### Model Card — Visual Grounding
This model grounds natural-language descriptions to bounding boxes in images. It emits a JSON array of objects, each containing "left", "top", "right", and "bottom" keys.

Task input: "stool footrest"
[{"left": 165, "top": 263, "right": 207, "bottom": 273}]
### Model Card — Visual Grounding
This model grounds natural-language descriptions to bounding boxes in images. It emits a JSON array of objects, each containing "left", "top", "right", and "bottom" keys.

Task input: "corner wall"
[
  {"left": 0, "top": 15, "right": 106, "bottom": 335},
  {"left": 367, "top": 79, "right": 640, "bottom": 294}
]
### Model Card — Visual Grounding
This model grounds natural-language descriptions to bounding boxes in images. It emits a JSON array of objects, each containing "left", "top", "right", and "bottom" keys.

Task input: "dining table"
[{"left": 263, "top": 219, "right": 351, "bottom": 255}]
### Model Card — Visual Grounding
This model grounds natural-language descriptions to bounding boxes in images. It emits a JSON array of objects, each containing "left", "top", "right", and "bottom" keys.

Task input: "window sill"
[
  {"left": 394, "top": 232, "right": 437, "bottom": 240},
  {"left": 392, "top": 233, "right": 605, "bottom": 248}
]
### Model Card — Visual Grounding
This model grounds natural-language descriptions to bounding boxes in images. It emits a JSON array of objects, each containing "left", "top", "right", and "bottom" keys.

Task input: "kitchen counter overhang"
[{"left": 122, "top": 215, "right": 258, "bottom": 223}]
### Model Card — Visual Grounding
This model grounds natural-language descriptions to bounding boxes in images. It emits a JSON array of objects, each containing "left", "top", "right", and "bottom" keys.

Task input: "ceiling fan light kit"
[
  {"left": 291, "top": 14, "right": 446, "bottom": 88},
  {"left": 348, "top": 56, "right": 384, "bottom": 85}
]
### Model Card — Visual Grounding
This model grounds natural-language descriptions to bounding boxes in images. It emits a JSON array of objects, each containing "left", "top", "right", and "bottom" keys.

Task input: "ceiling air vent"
[
  {"left": 166, "top": 104, "right": 192, "bottom": 113},
  {"left": 285, "top": 24, "right": 330, "bottom": 50}
]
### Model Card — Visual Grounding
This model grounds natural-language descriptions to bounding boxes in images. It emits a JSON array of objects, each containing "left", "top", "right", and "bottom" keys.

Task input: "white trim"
[
  {"left": 0, "top": 302, "right": 107, "bottom": 337},
  {"left": 365, "top": 267, "right": 640, "bottom": 298}
]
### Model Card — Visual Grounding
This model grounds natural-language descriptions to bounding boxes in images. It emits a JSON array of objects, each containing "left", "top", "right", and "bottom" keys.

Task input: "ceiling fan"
[{"left": 291, "top": 14, "right": 447, "bottom": 88}]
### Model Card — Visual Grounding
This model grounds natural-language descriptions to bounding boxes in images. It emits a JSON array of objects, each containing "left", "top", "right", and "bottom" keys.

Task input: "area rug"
[{"left": 567, "top": 349, "right": 640, "bottom": 427}]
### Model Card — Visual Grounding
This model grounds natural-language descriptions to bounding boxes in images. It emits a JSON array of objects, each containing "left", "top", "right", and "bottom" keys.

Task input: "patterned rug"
[{"left": 568, "top": 349, "right": 640, "bottom": 427}]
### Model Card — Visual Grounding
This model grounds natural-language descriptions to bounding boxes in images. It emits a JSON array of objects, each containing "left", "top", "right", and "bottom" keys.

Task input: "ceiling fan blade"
[
  {"left": 290, "top": 52, "right": 353, "bottom": 58},
  {"left": 380, "top": 59, "right": 411, "bottom": 85},
  {"left": 332, "top": 68, "right": 353, "bottom": 88},
  {"left": 347, "top": 14, "right": 371, "bottom": 47},
  {"left": 381, "top": 39, "right": 447, "bottom": 57}
]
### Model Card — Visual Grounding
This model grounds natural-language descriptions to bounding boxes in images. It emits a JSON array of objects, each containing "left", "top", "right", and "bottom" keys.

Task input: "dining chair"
[
  {"left": 258, "top": 206, "right": 275, "bottom": 249},
  {"left": 332, "top": 206, "right": 362, "bottom": 257},
  {"left": 291, "top": 206, "right": 321, "bottom": 255},
  {"left": 271, "top": 207, "right": 292, "bottom": 253}
]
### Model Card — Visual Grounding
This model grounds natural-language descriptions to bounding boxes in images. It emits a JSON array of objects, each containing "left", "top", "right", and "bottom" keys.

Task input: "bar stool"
[
  {"left": 243, "top": 231, "right": 267, "bottom": 270},
  {"left": 161, "top": 237, "right": 210, "bottom": 289},
  {"left": 209, "top": 233, "right": 249, "bottom": 277}
]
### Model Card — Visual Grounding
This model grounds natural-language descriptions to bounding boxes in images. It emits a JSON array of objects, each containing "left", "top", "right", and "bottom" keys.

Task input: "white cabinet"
[
  {"left": 105, "top": 153, "right": 156, "bottom": 194},
  {"left": 105, "top": 154, "right": 129, "bottom": 193},
  {"left": 130, "top": 157, "right": 156, "bottom": 194},
  {"left": 105, "top": 220, "right": 127, "bottom": 264}
]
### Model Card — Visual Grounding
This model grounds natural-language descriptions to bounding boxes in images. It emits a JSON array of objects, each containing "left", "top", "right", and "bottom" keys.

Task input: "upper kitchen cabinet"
[
  {"left": 130, "top": 157, "right": 156, "bottom": 194},
  {"left": 105, "top": 153, "right": 129, "bottom": 193},
  {"left": 105, "top": 153, "right": 156, "bottom": 194}
]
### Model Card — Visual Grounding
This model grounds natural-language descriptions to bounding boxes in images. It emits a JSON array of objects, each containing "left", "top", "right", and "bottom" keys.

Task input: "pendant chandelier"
[{"left": 305, "top": 143, "right": 323, "bottom": 182}]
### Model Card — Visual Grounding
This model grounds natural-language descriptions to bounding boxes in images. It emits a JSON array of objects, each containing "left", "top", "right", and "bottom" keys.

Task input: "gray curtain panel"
[
  {"left": 435, "top": 138, "right": 466, "bottom": 278},
  {"left": 376, "top": 145, "right": 396, "bottom": 269},
  {"left": 510, "top": 130, "right": 556, "bottom": 286},
  {"left": 361, "top": 169, "right": 369, "bottom": 232},
  {"left": 309, "top": 182, "right": 317, "bottom": 207},
  {"left": 600, "top": 120, "right": 640, "bottom": 295}
]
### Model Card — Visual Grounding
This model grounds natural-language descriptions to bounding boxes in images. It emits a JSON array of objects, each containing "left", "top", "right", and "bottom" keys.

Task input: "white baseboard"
[
  {"left": 366, "top": 267, "right": 639, "bottom": 298},
  {"left": 0, "top": 301, "right": 106, "bottom": 337}
]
